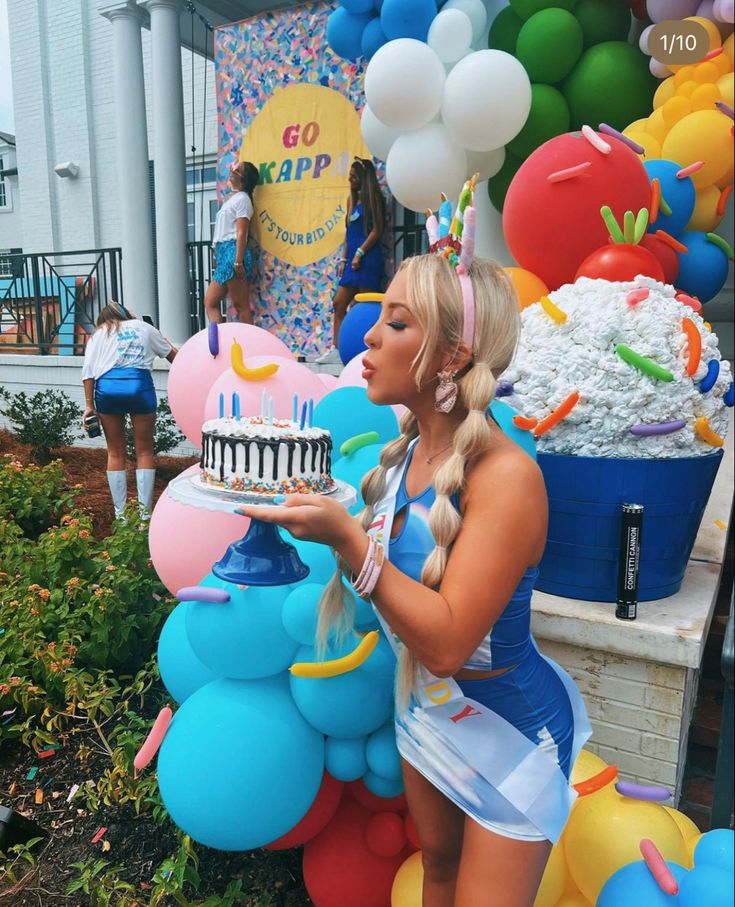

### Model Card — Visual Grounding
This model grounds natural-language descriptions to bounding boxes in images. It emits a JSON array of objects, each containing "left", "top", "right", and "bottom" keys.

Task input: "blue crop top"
[{"left": 389, "top": 445, "right": 539, "bottom": 671}]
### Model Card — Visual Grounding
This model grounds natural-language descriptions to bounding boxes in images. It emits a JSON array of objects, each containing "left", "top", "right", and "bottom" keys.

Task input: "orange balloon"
[{"left": 505, "top": 267, "right": 550, "bottom": 310}]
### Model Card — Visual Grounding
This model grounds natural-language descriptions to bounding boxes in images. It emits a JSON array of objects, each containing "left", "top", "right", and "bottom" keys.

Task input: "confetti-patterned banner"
[{"left": 215, "top": 1, "right": 388, "bottom": 356}]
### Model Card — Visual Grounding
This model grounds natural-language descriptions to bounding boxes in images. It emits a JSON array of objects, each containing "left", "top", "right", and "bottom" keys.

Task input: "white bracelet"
[{"left": 355, "top": 247, "right": 365, "bottom": 258}]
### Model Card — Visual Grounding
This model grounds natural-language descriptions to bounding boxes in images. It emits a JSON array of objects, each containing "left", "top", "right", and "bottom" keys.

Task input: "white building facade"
[{"left": 0, "top": 130, "right": 22, "bottom": 264}]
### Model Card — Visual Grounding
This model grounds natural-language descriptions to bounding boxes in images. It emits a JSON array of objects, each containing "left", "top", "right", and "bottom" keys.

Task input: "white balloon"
[
  {"left": 386, "top": 123, "right": 467, "bottom": 213},
  {"left": 465, "top": 146, "right": 505, "bottom": 181},
  {"left": 441, "top": 50, "right": 531, "bottom": 152},
  {"left": 365, "top": 39, "right": 445, "bottom": 131},
  {"left": 428, "top": 9, "right": 473, "bottom": 64},
  {"left": 443, "top": 0, "right": 488, "bottom": 45},
  {"left": 649, "top": 56, "right": 671, "bottom": 79},
  {"left": 639, "top": 24, "right": 653, "bottom": 55},
  {"left": 360, "top": 105, "right": 403, "bottom": 162}
]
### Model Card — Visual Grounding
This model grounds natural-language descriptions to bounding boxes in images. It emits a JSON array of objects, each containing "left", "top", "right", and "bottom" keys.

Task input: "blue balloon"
[
  {"left": 313, "top": 386, "right": 399, "bottom": 462},
  {"left": 338, "top": 301, "right": 382, "bottom": 365},
  {"left": 361, "top": 18, "right": 388, "bottom": 61},
  {"left": 363, "top": 769, "right": 405, "bottom": 797},
  {"left": 158, "top": 676, "right": 324, "bottom": 851},
  {"left": 186, "top": 575, "right": 296, "bottom": 678},
  {"left": 676, "top": 231, "right": 730, "bottom": 303},
  {"left": 381, "top": 0, "right": 436, "bottom": 41},
  {"left": 597, "top": 860, "right": 688, "bottom": 907},
  {"left": 693, "top": 829, "right": 735, "bottom": 875},
  {"left": 283, "top": 533, "right": 338, "bottom": 585},
  {"left": 489, "top": 399, "right": 537, "bottom": 460},
  {"left": 341, "top": 0, "right": 375, "bottom": 11},
  {"left": 677, "top": 865, "right": 734, "bottom": 907},
  {"left": 345, "top": 582, "right": 381, "bottom": 631},
  {"left": 327, "top": 7, "right": 373, "bottom": 61},
  {"left": 282, "top": 583, "right": 326, "bottom": 646},
  {"left": 644, "top": 160, "right": 696, "bottom": 238},
  {"left": 366, "top": 722, "right": 402, "bottom": 781},
  {"left": 290, "top": 634, "right": 395, "bottom": 737},
  {"left": 326, "top": 735, "right": 369, "bottom": 781},
  {"left": 157, "top": 602, "right": 219, "bottom": 704},
  {"left": 332, "top": 442, "right": 384, "bottom": 513}
]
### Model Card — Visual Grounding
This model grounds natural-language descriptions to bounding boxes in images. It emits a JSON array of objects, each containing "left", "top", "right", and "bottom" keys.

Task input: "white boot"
[
  {"left": 106, "top": 470, "right": 128, "bottom": 519},
  {"left": 136, "top": 468, "right": 156, "bottom": 518}
]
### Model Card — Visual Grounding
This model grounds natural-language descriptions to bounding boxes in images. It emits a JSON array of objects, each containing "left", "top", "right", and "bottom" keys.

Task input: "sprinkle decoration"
[
  {"left": 681, "top": 318, "right": 702, "bottom": 377},
  {"left": 627, "top": 288, "right": 649, "bottom": 307},
  {"left": 539, "top": 295, "right": 567, "bottom": 324},
  {"left": 495, "top": 381, "right": 514, "bottom": 397},
  {"left": 340, "top": 431, "right": 380, "bottom": 456},
  {"left": 715, "top": 100, "right": 734, "bottom": 119},
  {"left": 694, "top": 416, "right": 724, "bottom": 447},
  {"left": 706, "top": 232, "right": 734, "bottom": 260},
  {"left": 573, "top": 764, "right": 618, "bottom": 797},
  {"left": 176, "top": 586, "right": 231, "bottom": 603},
  {"left": 133, "top": 706, "right": 174, "bottom": 774},
  {"left": 26, "top": 766, "right": 38, "bottom": 781},
  {"left": 599, "top": 122, "right": 644, "bottom": 154},
  {"left": 207, "top": 322, "right": 219, "bottom": 358},
  {"left": 290, "top": 630, "right": 380, "bottom": 678},
  {"left": 725, "top": 382, "right": 734, "bottom": 407},
  {"left": 35, "top": 788, "right": 44, "bottom": 805},
  {"left": 650, "top": 178, "right": 661, "bottom": 223},
  {"left": 581, "top": 124, "right": 611, "bottom": 154},
  {"left": 717, "top": 185, "right": 733, "bottom": 217},
  {"left": 547, "top": 162, "right": 592, "bottom": 183},
  {"left": 658, "top": 191, "right": 672, "bottom": 217},
  {"left": 676, "top": 161, "right": 704, "bottom": 179},
  {"left": 230, "top": 339, "right": 279, "bottom": 381},
  {"left": 615, "top": 345, "right": 674, "bottom": 382},
  {"left": 715, "top": 519, "right": 728, "bottom": 530},
  {"left": 703, "top": 46, "right": 724, "bottom": 61},
  {"left": 640, "top": 839, "right": 680, "bottom": 895},
  {"left": 601, "top": 205, "right": 625, "bottom": 244},
  {"left": 699, "top": 359, "right": 720, "bottom": 393},
  {"left": 704, "top": 321, "right": 712, "bottom": 330},
  {"left": 512, "top": 415, "right": 538, "bottom": 431},
  {"left": 91, "top": 827, "right": 108, "bottom": 845},
  {"left": 654, "top": 229, "right": 686, "bottom": 253},
  {"left": 676, "top": 292, "right": 702, "bottom": 313},
  {"left": 629, "top": 420, "right": 686, "bottom": 437},
  {"left": 534, "top": 392, "right": 580, "bottom": 438}
]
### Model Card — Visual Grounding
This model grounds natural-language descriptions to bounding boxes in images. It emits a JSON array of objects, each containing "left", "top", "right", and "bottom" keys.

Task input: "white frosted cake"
[{"left": 200, "top": 416, "right": 335, "bottom": 495}]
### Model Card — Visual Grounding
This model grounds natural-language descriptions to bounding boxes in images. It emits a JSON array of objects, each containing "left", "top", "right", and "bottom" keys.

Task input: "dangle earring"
[{"left": 434, "top": 369, "right": 459, "bottom": 413}]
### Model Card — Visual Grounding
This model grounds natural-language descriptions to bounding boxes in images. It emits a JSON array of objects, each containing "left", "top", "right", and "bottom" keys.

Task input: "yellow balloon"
[
  {"left": 625, "top": 131, "right": 661, "bottom": 161},
  {"left": 676, "top": 79, "right": 699, "bottom": 98},
  {"left": 645, "top": 107, "right": 670, "bottom": 144},
  {"left": 663, "top": 807, "right": 702, "bottom": 867},
  {"left": 687, "top": 831, "right": 704, "bottom": 866},
  {"left": 692, "top": 61, "right": 720, "bottom": 85},
  {"left": 662, "top": 96, "right": 692, "bottom": 126},
  {"left": 391, "top": 851, "right": 423, "bottom": 907},
  {"left": 654, "top": 77, "right": 676, "bottom": 109},
  {"left": 715, "top": 160, "right": 734, "bottom": 189},
  {"left": 674, "top": 64, "right": 697, "bottom": 87},
  {"left": 712, "top": 50, "right": 731, "bottom": 78},
  {"left": 662, "top": 110, "right": 734, "bottom": 187},
  {"left": 717, "top": 72, "right": 734, "bottom": 108},
  {"left": 554, "top": 893, "right": 593, "bottom": 907},
  {"left": 533, "top": 838, "right": 568, "bottom": 907},
  {"left": 691, "top": 83, "right": 721, "bottom": 111},
  {"left": 688, "top": 184, "right": 724, "bottom": 232},
  {"left": 504, "top": 267, "right": 550, "bottom": 311},
  {"left": 570, "top": 750, "right": 608, "bottom": 787},
  {"left": 624, "top": 117, "right": 649, "bottom": 132},
  {"left": 724, "top": 33, "right": 734, "bottom": 68},
  {"left": 563, "top": 785, "right": 688, "bottom": 905},
  {"left": 685, "top": 16, "right": 722, "bottom": 53}
]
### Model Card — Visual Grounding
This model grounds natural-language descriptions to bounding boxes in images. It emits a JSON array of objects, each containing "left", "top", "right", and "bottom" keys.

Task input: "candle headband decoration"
[{"left": 426, "top": 173, "right": 478, "bottom": 351}]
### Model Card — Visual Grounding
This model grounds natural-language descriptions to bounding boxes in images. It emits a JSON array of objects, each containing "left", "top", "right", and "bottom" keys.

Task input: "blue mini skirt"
[
  {"left": 95, "top": 367, "right": 157, "bottom": 415},
  {"left": 213, "top": 240, "right": 253, "bottom": 285}
]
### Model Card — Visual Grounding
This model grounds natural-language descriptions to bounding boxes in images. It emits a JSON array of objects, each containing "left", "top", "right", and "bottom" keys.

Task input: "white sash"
[{"left": 368, "top": 444, "right": 592, "bottom": 842}]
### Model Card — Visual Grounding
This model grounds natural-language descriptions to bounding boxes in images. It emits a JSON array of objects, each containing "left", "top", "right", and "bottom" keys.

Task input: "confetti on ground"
[
  {"left": 67, "top": 784, "right": 80, "bottom": 802},
  {"left": 35, "top": 788, "right": 44, "bottom": 805},
  {"left": 714, "top": 519, "right": 727, "bottom": 530},
  {"left": 102, "top": 840, "right": 111, "bottom": 852},
  {"left": 8, "top": 781, "right": 16, "bottom": 796},
  {"left": 26, "top": 766, "right": 38, "bottom": 781},
  {"left": 38, "top": 749, "right": 56, "bottom": 759},
  {"left": 91, "top": 826, "right": 108, "bottom": 844}
]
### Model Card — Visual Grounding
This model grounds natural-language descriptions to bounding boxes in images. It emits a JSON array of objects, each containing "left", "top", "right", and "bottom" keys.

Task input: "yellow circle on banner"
[{"left": 240, "top": 84, "right": 371, "bottom": 268}]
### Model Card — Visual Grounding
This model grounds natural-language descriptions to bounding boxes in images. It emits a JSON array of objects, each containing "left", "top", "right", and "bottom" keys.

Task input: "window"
[
  {"left": 0, "top": 155, "right": 7, "bottom": 208},
  {"left": 187, "top": 201, "right": 195, "bottom": 243},
  {"left": 186, "top": 160, "right": 217, "bottom": 243}
]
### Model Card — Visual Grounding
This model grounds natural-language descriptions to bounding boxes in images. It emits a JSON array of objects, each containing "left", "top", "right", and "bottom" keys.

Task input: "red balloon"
[
  {"left": 503, "top": 132, "right": 651, "bottom": 290},
  {"left": 265, "top": 772, "right": 344, "bottom": 851},
  {"left": 639, "top": 234, "right": 680, "bottom": 285},
  {"left": 349, "top": 779, "right": 407, "bottom": 814},
  {"left": 303, "top": 795, "right": 411, "bottom": 907},
  {"left": 365, "top": 812, "right": 406, "bottom": 857},
  {"left": 575, "top": 243, "right": 666, "bottom": 282},
  {"left": 404, "top": 814, "right": 421, "bottom": 851}
]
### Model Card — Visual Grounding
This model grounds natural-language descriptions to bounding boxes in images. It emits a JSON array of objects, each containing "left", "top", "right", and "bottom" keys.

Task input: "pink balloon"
[
  {"left": 168, "top": 324, "right": 295, "bottom": 446},
  {"left": 316, "top": 372, "right": 339, "bottom": 392},
  {"left": 148, "top": 464, "right": 248, "bottom": 595},
  {"left": 204, "top": 357, "right": 328, "bottom": 422}
]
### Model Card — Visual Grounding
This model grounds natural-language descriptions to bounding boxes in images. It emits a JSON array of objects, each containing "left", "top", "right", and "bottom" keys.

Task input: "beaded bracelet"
[{"left": 352, "top": 538, "right": 385, "bottom": 600}]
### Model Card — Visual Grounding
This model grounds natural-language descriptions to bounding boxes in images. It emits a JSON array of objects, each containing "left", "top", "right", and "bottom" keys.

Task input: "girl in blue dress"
[{"left": 316, "top": 157, "right": 385, "bottom": 363}]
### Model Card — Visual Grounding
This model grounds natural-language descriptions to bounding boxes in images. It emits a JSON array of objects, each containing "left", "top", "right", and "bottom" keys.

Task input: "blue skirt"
[
  {"left": 212, "top": 240, "right": 253, "bottom": 285},
  {"left": 95, "top": 367, "right": 157, "bottom": 415}
]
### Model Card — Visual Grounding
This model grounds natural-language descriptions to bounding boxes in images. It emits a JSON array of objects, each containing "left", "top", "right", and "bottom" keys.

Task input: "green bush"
[
  {"left": 126, "top": 396, "right": 185, "bottom": 461},
  {"left": 0, "top": 385, "right": 83, "bottom": 463},
  {"left": 0, "top": 455, "right": 80, "bottom": 538}
]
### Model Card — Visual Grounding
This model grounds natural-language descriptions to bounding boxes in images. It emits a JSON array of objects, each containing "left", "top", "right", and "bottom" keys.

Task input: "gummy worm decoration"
[
  {"left": 208, "top": 322, "right": 219, "bottom": 358},
  {"left": 134, "top": 705, "right": 173, "bottom": 774},
  {"left": 512, "top": 415, "right": 538, "bottom": 431},
  {"left": 724, "top": 382, "right": 734, "bottom": 407},
  {"left": 572, "top": 764, "right": 618, "bottom": 797},
  {"left": 699, "top": 361, "right": 720, "bottom": 393},
  {"left": 676, "top": 161, "right": 704, "bottom": 179},
  {"left": 650, "top": 178, "right": 661, "bottom": 223},
  {"left": 547, "top": 162, "right": 592, "bottom": 183},
  {"left": 715, "top": 100, "right": 734, "bottom": 119},
  {"left": 230, "top": 339, "right": 279, "bottom": 381},
  {"left": 615, "top": 345, "right": 674, "bottom": 382},
  {"left": 581, "top": 124, "right": 611, "bottom": 154},
  {"left": 599, "top": 123, "right": 644, "bottom": 155},
  {"left": 682, "top": 318, "right": 702, "bottom": 377},
  {"left": 706, "top": 233, "right": 734, "bottom": 260},
  {"left": 703, "top": 46, "right": 724, "bottom": 61},
  {"left": 539, "top": 295, "right": 568, "bottom": 324},
  {"left": 676, "top": 292, "right": 702, "bottom": 313},
  {"left": 354, "top": 292, "right": 385, "bottom": 303},
  {"left": 176, "top": 586, "right": 231, "bottom": 603},
  {"left": 640, "top": 839, "right": 680, "bottom": 895},
  {"left": 694, "top": 416, "right": 724, "bottom": 447},
  {"left": 534, "top": 391, "right": 580, "bottom": 438},
  {"left": 658, "top": 191, "right": 672, "bottom": 217},
  {"left": 717, "top": 185, "right": 732, "bottom": 217},
  {"left": 290, "top": 631, "right": 380, "bottom": 678},
  {"left": 627, "top": 288, "right": 650, "bottom": 307},
  {"left": 340, "top": 431, "right": 380, "bottom": 456},
  {"left": 601, "top": 205, "right": 626, "bottom": 244},
  {"left": 629, "top": 420, "right": 686, "bottom": 437},
  {"left": 616, "top": 781, "right": 671, "bottom": 801},
  {"left": 654, "top": 230, "right": 686, "bottom": 253}
]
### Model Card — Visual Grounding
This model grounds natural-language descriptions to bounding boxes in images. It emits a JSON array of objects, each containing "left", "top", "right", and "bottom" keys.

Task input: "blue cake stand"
[{"left": 166, "top": 472, "right": 357, "bottom": 587}]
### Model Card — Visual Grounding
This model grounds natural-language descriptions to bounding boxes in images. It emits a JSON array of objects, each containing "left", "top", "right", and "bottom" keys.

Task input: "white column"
[
  {"left": 100, "top": 1, "right": 157, "bottom": 320},
  {"left": 140, "top": 0, "right": 190, "bottom": 344}
]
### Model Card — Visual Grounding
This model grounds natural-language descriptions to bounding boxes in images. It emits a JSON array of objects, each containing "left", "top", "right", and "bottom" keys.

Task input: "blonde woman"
[
  {"left": 82, "top": 301, "right": 176, "bottom": 518},
  {"left": 239, "top": 253, "right": 588, "bottom": 907}
]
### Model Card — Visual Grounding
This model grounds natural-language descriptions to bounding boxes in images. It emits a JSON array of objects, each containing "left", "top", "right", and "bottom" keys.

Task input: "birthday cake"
[
  {"left": 503, "top": 277, "right": 733, "bottom": 459},
  {"left": 200, "top": 416, "right": 335, "bottom": 495}
]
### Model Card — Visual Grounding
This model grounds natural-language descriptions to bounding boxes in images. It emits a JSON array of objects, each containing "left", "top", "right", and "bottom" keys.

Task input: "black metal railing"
[
  {"left": 0, "top": 248, "right": 123, "bottom": 355},
  {"left": 712, "top": 587, "right": 734, "bottom": 829}
]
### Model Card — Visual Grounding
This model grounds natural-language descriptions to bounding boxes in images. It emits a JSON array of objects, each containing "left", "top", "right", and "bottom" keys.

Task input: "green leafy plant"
[
  {"left": 0, "top": 386, "right": 83, "bottom": 463},
  {"left": 0, "top": 836, "right": 45, "bottom": 894},
  {"left": 126, "top": 397, "right": 184, "bottom": 461},
  {"left": 0, "top": 455, "right": 80, "bottom": 537},
  {"left": 65, "top": 858, "right": 137, "bottom": 907}
]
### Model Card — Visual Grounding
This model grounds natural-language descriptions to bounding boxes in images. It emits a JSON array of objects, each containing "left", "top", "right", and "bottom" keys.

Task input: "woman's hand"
[
  {"left": 236, "top": 494, "right": 364, "bottom": 550},
  {"left": 82, "top": 407, "right": 96, "bottom": 430},
  {"left": 351, "top": 254, "right": 362, "bottom": 271},
  {"left": 233, "top": 261, "right": 246, "bottom": 280}
]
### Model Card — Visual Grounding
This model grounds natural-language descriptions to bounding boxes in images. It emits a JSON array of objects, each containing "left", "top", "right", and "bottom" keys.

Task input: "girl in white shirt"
[
  {"left": 82, "top": 301, "right": 177, "bottom": 518},
  {"left": 205, "top": 160, "right": 258, "bottom": 324}
]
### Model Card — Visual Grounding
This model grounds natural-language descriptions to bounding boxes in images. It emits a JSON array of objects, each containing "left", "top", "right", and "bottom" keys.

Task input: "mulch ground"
[{"left": 0, "top": 431, "right": 313, "bottom": 906}]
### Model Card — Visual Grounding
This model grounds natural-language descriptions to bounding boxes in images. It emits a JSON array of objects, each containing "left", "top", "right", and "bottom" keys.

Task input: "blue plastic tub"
[{"left": 536, "top": 451, "right": 723, "bottom": 602}]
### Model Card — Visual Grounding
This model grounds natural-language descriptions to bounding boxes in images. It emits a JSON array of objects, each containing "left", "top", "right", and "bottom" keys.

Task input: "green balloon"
[
  {"left": 507, "top": 84, "right": 571, "bottom": 159},
  {"left": 488, "top": 6, "right": 524, "bottom": 54},
  {"left": 574, "top": 0, "right": 632, "bottom": 47},
  {"left": 516, "top": 9, "right": 584, "bottom": 84},
  {"left": 563, "top": 41, "right": 656, "bottom": 132},
  {"left": 488, "top": 152, "right": 523, "bottom": 213},
  {"left": 509, "top": 0, "right": 577, "bottom": 20}
]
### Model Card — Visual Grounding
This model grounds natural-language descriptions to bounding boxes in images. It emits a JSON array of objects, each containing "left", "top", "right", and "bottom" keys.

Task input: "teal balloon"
[
  {"left": 332, "top": 442, "right": 384, "bottom": 513},
  {"left": 326, "top": 735, "right": 369, "bottom": 781},
  {"left": 677, "top": 866, "right": 734, "bottom": 907},
  {"left": 157, "top": 602, "right": 219, "bottom": 704},
  {"left": 597, "top": 860, "right": 688, "bottom": 907},
  {"left": 693, "top": 829, "right": 734, "bottom": 874},
  {"left": 157, "top": 676, "right": 324, "bottom": 851},
  {"left": 284, "top": 534, "right": 338, "bottom": 585},
  {"left": 345, "top": 582, "right": 380, "bottom": 632},
  {"left": 290, "top": 634, "right": 395, "bottom": 738},
  {"left": 327, "top": 7, "right": 373, "bottom": 61},
  {"left": 675, "top": 231, "right": 730, "bottom": 303},
  {"left": 313, "top": 387, "right": 399, "bottom": 463},
  {"left": 185, "top": 576, "right": 295, "bottom": 679},
  {"left": 366, "top": 723, "right": 402, "bottom": 781},
  {"left": 282, "top": 584, "right": 326, "bottom": 646},
  {"left": 363, "top": 770, "right": 404, "bottom": 798},
  {"left": 490, "top": 399, "right": 537, "bottom": 460}
]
